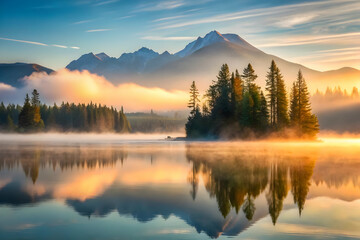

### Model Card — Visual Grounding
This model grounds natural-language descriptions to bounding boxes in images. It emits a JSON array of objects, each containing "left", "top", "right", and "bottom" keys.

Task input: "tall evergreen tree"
[
  {"left": 18, "top": 94, "right": 33, "bottom": 131},
  {"left": 242, "top": 63, "right": 257, "bottom": 91},
  {"left": 31, "top": 89, "right": 44, "bottom": 130},
  {"left": 266, "top": 60, "right": 277, "bottom": 127},
  {"left": 240, "top": 64, "right": 264, "bottom": 130},
  {"left": 289, "top": 82, "right": 299, "bottom": 126},
  {"left": 266, "top": 61, "right": 288, "bottom": 129},
  {"left": 188, "top": 81, "right": 200, "bottom": 116},
  {"left": 289, "top": 71, "right": 319, "bottom": 138},
  {"left": 231, "top": 69, "right": 243, "bottom": 118},
  {"left": 275, "top": 67, "right": 289, "bottom": 129},
  {"left": 259, "top": 91, "right": 269, "bottom": 131}
]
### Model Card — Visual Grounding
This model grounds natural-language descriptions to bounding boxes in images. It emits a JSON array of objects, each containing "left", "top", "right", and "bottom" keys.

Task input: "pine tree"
[
  {"left": 241, "top": 64, "right": 263, "bottom": 130},
  {"left": 266, "top": 61, "right": 288, "bottom": 129},
  {"left": 275, "top": 67, "right": 289, "bottom": 129},
  {"left": 214, "top": 64, "right": 232, "bottom": 119},
  {"left": 18, "top": 94, "right": 33, "bottom": 131},
  {"left": 231, "top": 69, "right": 243, "bottom": 118},
  {"left": 242, "top": 63, "right": 257, "bottom": 91},
  {"left": 289, "top": 82, "right": 299, "bottom": 126},
  {"left": 289, "top": 71, "right": 319, "bottom": 138},
  {"left": 266, "top": 60, "right": 277, "bottom": 127},
  {"left": 31, "top": 89, "right": 44, "bottom": 130},
  {"left": 259, "top": 91, "right": 269, "bottom": 131},
  {"left": 119, "top": 106, "right": 131, "bottom": 133},
  {"left": 188, "top": 81, "right": 200, "bottom": 116},
  {"left": 31, "top": 89, "right": 40, "bottom": 106}
]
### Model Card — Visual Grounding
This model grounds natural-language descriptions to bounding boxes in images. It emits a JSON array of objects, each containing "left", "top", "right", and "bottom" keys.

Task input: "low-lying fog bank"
[
  {"left": 1, "top": 132, "right": 360, "bottom": 146},
  {"left": 0, "top": 132, "right": 185, "bottom": 144}
]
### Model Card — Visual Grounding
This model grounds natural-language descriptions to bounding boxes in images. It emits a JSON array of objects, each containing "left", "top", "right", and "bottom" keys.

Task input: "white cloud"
[
  {"left": 152, "top": 15, "right": 188, "bottom": 22},
  {"left": 275, "top": 14, "right": 318, "bottom": 28},
  {"left": 0, "top": 83, "right": 15, "bottom": 91},
  {"left": 135, "top": 0, "right": 185, "bottom": 12},
  {"left": 52, "top": 44, "right": 68, "bottom": 48},
  {"left": 73, "top": 19, "right": 93, "bottom": 25},
  {"left": 0, "top": 37, "right": 80, "bottom": 50},
  {"left": 93, "top": 0, "right": 118, "bottom": 6},
  {"left": 155, "top": 0, "right": 360, "bottom": 30},
  {"left": 257, "top": 32, "right": 360, "bottom": 48},
  {"left": 86, "top": 29, "right": 112, "bottom": 32},
  {"left": 0, "top": 37, "right": 47, "bottom": 46}
]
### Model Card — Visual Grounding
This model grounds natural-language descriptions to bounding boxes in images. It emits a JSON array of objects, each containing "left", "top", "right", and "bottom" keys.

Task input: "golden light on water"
[{"left": 319, "top": 136, "right": 360, "bottom": 144}]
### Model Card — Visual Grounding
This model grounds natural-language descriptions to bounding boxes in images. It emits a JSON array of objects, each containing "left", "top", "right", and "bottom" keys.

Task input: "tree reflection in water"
[{"left": 186, "top": 143, "right": 315, "bottom": 225}]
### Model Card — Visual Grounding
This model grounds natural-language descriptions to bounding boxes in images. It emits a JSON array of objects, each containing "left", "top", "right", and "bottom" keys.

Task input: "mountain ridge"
[{"left": 1, "top": 30, "right": 359, "bottom": 92}]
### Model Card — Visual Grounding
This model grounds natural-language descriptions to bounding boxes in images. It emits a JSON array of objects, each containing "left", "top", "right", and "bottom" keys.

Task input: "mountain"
[
  {"left": 0, "top": 63, "right": 54, "bottom": 88},
  {"left": 64, "top": 30, "right": 360, "bottom": 91},
  {"left": 144, "top": 51, "right": 180, "bottom": 72},
  {"left": 142, "top": 32, "right": 360, "bottom": 91},
  {"left": 175, "top": 30, "right": 262, "bottom": 57},
  {"left": 65, "top": 47, "right": 162, "bottom": 78},
  {"left": 66, "top": 52, "right": 103, "bottom": 72},
  {"left": 117, "top": 47, "right": 159, "bottom": 73},
  {"left": 2, "top": 30, "right": 359, "bottom": 93},
  {"left": 95, "top": 52, "right": 110, "bottom": 61}
]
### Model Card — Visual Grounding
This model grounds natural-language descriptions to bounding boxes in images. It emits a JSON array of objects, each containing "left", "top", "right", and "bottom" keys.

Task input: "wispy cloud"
[
  {"left": 317, "top": 47, "right": 360, "bottom": 53},
  {"left": 93, "top": 0, "right": 118, "bottom": 6},
  {"left": 86, "top": 29, "right": 112, "bottom": 32},
  {"left": 155, "top": 1, "right": 326, "bottom": 29},
  {"left": 156, "top": 0, "right": 360, "bottom": 30},
  {"left": 116, "top": 15, "right": 134, "bottom": 20},
  {"left": 0, "top": 37, "right": 79, "bottom": 49},
  {"left": 257, "top": 32, "right": 360, "bottom": 48},
  {"left": 52, "top": 44, "right": 68, "bottom": 48},
  {"left": 275, "top": 14, "right": 318, "bottom": 28},
  {"left": 141, "top": 36, "right": 196, "bottom": 41},
  {"left": 73, "top": 19, "right": 93, "bottom": 25},
  {"left": 0, "top": 37, "right": 47, "bottom": 46},
  {"left": 152, "top": 15, "right": 188, "bottom": 22},
  {"left": 135, "top": 0, "right": 185, "bottom": 12}
]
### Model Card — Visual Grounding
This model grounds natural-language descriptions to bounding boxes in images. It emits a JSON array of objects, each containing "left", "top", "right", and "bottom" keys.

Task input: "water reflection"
[
  {"left": 186, "top": 144, "right": 315, "bottom": 225},
  {"left": 0, "top": 142, "right": 359, "bottom": 239}
]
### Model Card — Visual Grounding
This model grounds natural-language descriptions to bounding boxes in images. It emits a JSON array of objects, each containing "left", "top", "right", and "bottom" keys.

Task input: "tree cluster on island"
[
  {"left": 0, "top": 90, "right": 131, "bottom": 133},
  {"left": 186, "top": 61, "right": 319, "bottom": 139}
]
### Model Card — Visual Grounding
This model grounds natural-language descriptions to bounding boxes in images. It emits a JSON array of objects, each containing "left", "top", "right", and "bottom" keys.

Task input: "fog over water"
[
  {"left": 1, "top": 132, "right": 360, "bottom": 146},
  {"left": 0, "top": 133, "right": 186, "bottom": 144}
]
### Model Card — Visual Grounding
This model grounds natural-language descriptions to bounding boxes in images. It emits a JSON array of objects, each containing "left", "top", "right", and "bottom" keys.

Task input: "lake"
[{"left": 0, "top": 134, "right": 359, "bottom": 239}]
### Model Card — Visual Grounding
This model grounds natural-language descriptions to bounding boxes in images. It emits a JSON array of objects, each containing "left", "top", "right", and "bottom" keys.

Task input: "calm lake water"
[{"left": 0, "top": 135, "right": 359, "bottom": 239}]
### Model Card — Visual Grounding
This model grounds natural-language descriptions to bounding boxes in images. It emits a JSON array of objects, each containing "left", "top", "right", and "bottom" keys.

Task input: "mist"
[
  {"left": 0, "top": 132, "right": 185, "bottom": 144},
  {"left": 0, "top": 69, "right": 187, "bottom": 112}
]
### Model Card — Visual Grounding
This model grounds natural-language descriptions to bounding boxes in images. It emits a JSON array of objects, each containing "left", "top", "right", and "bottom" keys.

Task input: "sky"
[{"left": 0, "top": 0, "right": 359, "bottom": 71}]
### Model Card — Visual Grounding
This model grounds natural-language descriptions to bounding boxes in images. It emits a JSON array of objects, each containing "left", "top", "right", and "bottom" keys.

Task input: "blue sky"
[{"left": 0, "top": 0, "right": 359, "bottom": 70}]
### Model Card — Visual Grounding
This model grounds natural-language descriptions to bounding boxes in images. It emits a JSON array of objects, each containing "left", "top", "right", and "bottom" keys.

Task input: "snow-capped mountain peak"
[{"left": 175, "top": 30, "right": 259, "bottom": 58}]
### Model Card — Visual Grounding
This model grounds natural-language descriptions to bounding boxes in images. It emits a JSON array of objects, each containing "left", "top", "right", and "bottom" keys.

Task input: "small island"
[{"left": 186, "top": 61, "right": 319, "bottom": 139}]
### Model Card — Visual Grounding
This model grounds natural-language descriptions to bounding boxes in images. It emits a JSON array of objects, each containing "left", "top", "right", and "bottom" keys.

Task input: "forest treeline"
[
  {"left": 186, "top": 61, "right": 319, "bottom": 139},
  {"left": 0, "top": 90, "right": 131, "bottom": 133}
]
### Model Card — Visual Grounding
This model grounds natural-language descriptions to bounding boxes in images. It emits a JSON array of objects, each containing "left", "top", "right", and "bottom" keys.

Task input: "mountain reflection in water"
[{"left": 0, "top": 141, "right": 359, "bottom": 239}]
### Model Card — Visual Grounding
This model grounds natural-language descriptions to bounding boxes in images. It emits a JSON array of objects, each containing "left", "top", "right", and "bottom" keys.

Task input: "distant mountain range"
[
  {"left": 1, "top": 30, "right": 360, "bottom": 91},
  {"left": 0, "top": 63, "right": 53, "bottom": 88}
]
